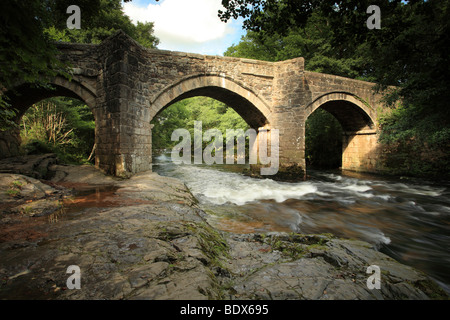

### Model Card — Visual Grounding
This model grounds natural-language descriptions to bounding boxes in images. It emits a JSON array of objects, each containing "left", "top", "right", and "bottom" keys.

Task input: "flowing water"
[{"left": 153, "top": 154, "right": 450, "bottom": 294}]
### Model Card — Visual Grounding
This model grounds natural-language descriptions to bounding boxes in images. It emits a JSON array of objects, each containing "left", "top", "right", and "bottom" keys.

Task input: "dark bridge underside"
[
  {"left": 161, "top": 86, "right": 269, "bottom": 129},
  {"left": 319, "top": 100, "right": 374, "bottom": 132},
  {"left": 6, "top": 83, "right": 85, "bottom": 121}
]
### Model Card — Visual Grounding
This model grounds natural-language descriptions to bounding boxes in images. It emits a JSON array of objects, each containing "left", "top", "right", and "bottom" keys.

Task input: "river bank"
[{"left": 0, "top": 155, "right": 448, "bottom": 299}]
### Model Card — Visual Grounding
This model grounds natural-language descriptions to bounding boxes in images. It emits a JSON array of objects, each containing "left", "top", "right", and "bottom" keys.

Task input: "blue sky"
[{"left": 122, "top": 0, "right": 246, "bottom": 55}]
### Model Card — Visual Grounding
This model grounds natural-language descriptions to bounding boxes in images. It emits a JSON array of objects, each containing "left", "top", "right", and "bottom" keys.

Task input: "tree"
[
  {"left": 1, "top": 0, "right": 159, "bottom": 129},
  {"left": 220, "top": 0, "right": 450, "bottom": 110},
  {"left": 1, "top": 0, "right": 161, "bottom": 164},
  {"left": 220, "top": 0, "right": 450, "bottom": 177},
  {"left": 20, "top": 97, "right": 95, "bottom": 164},
  {"left": 305, "top": 109, "right": 342, "bottom": 169},
  {"left": 44, "top": 0, "right": 159, "bottom": 48},
  {"left": 224, "top": 11, "right": 372, "bottom": 81},
  {"left": 0, "top": 0, "right": 70, "bottom": 128},
  {"left": 151, "top": 100, "right": 191, "bottom": 151},
  {"left": 151, "top": 97, "right": 249, "bottom": 157}
]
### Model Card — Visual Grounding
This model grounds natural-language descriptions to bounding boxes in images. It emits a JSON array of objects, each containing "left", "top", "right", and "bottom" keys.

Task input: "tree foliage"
[
  {"left": 43, "top": 0, "right": 159, "bottom": 47},
  {"left": 1, "top": 0, "right": 159, "bottom": 129},
  {"left": 151, "top": 97, "right": 249, "bottom": 156},
  {"left": 21, "top": 97, "right": 95, "bottom": 164},
  {"left": 152, "top": 100, "right": 192, "bottom": 151},
  {"left": 220, "top": 0, "right": 449, "bottom": 116},
  {"left": 221, "top": 0, "right": 450, "bottom": 177},
  {"left": 0, "top": 0, "right": 69, "bottom": 128},
  {"left": 224, "top": 11, "right": 372, "bottom": 80},
  {"left": 1, "top": 0, "right": 161, "bottom": 164},
  {"left": 305, "top": 109, "right": 342, "bottom": 169}
]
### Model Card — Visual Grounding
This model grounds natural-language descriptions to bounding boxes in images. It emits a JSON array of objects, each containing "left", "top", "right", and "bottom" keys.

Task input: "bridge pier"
[
  {"left": 269, "top": 57, "right": 308, "bottom": 180},
  {"left": 94, "top": 101, "right": 153, "bottom": 178},
  {"left": 93, "top": 32, "right": 154, "bottom": 177},
  {"left": 342, "top": 130, "right": 380, "bottom": 173},
  {"left": 248, "top": 125, "right": 306, "bottom": 181}
]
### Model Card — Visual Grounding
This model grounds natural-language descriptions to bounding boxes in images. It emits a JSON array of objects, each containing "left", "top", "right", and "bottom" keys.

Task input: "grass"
[{"left": 5, "top": 180, "right": 23, "bottom": 198}]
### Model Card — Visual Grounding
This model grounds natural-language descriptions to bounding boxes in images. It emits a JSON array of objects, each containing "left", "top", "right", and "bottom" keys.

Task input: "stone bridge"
[{"left": 2, "top": 31, "right": 387, "bottom": 179}]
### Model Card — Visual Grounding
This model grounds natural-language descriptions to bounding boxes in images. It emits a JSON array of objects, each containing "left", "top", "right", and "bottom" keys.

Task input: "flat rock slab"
[
  {"left": 0, "top": 173, "right": 59, "bottom": 203},
  {"left": 0, "top": 169, "right": 219, "bottom": 300},
  {"left": 222, "top": 233, "right": 446, "bottom": 300},
  {"left": 48, "top": 164, "right": 120, "bottom": 185},
  {"left": 0, "top": 164, "right": 448, "bottom": 300},
  {"left": 0, "top": 154, "right": 58, "bottom": 179}
]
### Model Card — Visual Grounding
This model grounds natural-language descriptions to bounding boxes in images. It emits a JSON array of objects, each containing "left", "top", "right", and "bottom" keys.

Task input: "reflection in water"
[
  {"left": 60, "top": 185, "right": 155, "bottom": 215},
  {"left": 153, "top": 154, "right": 450, "bottom": 294},
  {"left": 62, "top": 185, "right": 121, "bottom": 211}
]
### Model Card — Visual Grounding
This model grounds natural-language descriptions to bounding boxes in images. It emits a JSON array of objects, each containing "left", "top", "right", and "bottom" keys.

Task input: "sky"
[{"left": 122, "top": 0, "right": 246, "bottom": 56}]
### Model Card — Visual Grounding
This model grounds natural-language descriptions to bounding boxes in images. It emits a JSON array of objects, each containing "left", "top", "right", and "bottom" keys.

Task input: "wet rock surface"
[
  {"left": 0, "top": 154, "right": 58, "bottom": 180},
  {"left": 0, "top": 168, "right": 220, "bottom": 300},
  {"left": 0, "top": 161, "right": 448, "bottom": 300},
  {"left": 221, "top": 233, "right": 446, "bottom": 300}
]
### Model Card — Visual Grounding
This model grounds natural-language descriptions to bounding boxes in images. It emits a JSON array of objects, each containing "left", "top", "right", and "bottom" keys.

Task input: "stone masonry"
[{"left": 1, "top": 30, "right": 387, "bottom": 178}]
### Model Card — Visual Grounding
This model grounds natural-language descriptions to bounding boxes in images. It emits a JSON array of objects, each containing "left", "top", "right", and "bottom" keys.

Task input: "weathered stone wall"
[
  {"left": 1, "top": 30, "right": 388, "bottom": 178},
  {"left": 270, "top": 58, "right": 307, "bottom": 175},
  {"left": 94, "top": 32, "right": 152, "bottom": 176},
  {"left": 343, "top": 132, "right": 380, "bottom": 172}
]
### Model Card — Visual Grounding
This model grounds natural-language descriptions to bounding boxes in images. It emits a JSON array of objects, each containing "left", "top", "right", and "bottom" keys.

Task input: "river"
[{"left": 153, "top": 153, "right": 450, "bottom": 294}]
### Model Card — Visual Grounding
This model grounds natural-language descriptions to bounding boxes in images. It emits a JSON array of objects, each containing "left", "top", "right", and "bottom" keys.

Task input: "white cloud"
[{"left": 123, "top": 0, "right": 242, "bottom": 55}]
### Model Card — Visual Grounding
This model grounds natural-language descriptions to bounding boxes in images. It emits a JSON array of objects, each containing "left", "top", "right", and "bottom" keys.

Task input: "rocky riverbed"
[{"left": 0, "top": 155, "right": 448, "bottom": 299}]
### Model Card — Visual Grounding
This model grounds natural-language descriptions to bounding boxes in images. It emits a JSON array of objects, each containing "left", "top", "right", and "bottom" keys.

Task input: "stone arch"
[
  {"left": 150, "top": 74, "right": 272, "bottom": 129},
  {"left": 305, "top": 92, "right": 380, "bottom": 172},
  {"left": 6, "top": 76, "right": 97, "bottom": 120},
  {"left": 305, "top": 92, "right": 376, "bottom": 133},
  {"left": 0, "top": 76, "right": 98, "bottom": 159},
  {"left": 51, "top": 76, "right": 97, "bottom": 110}
]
